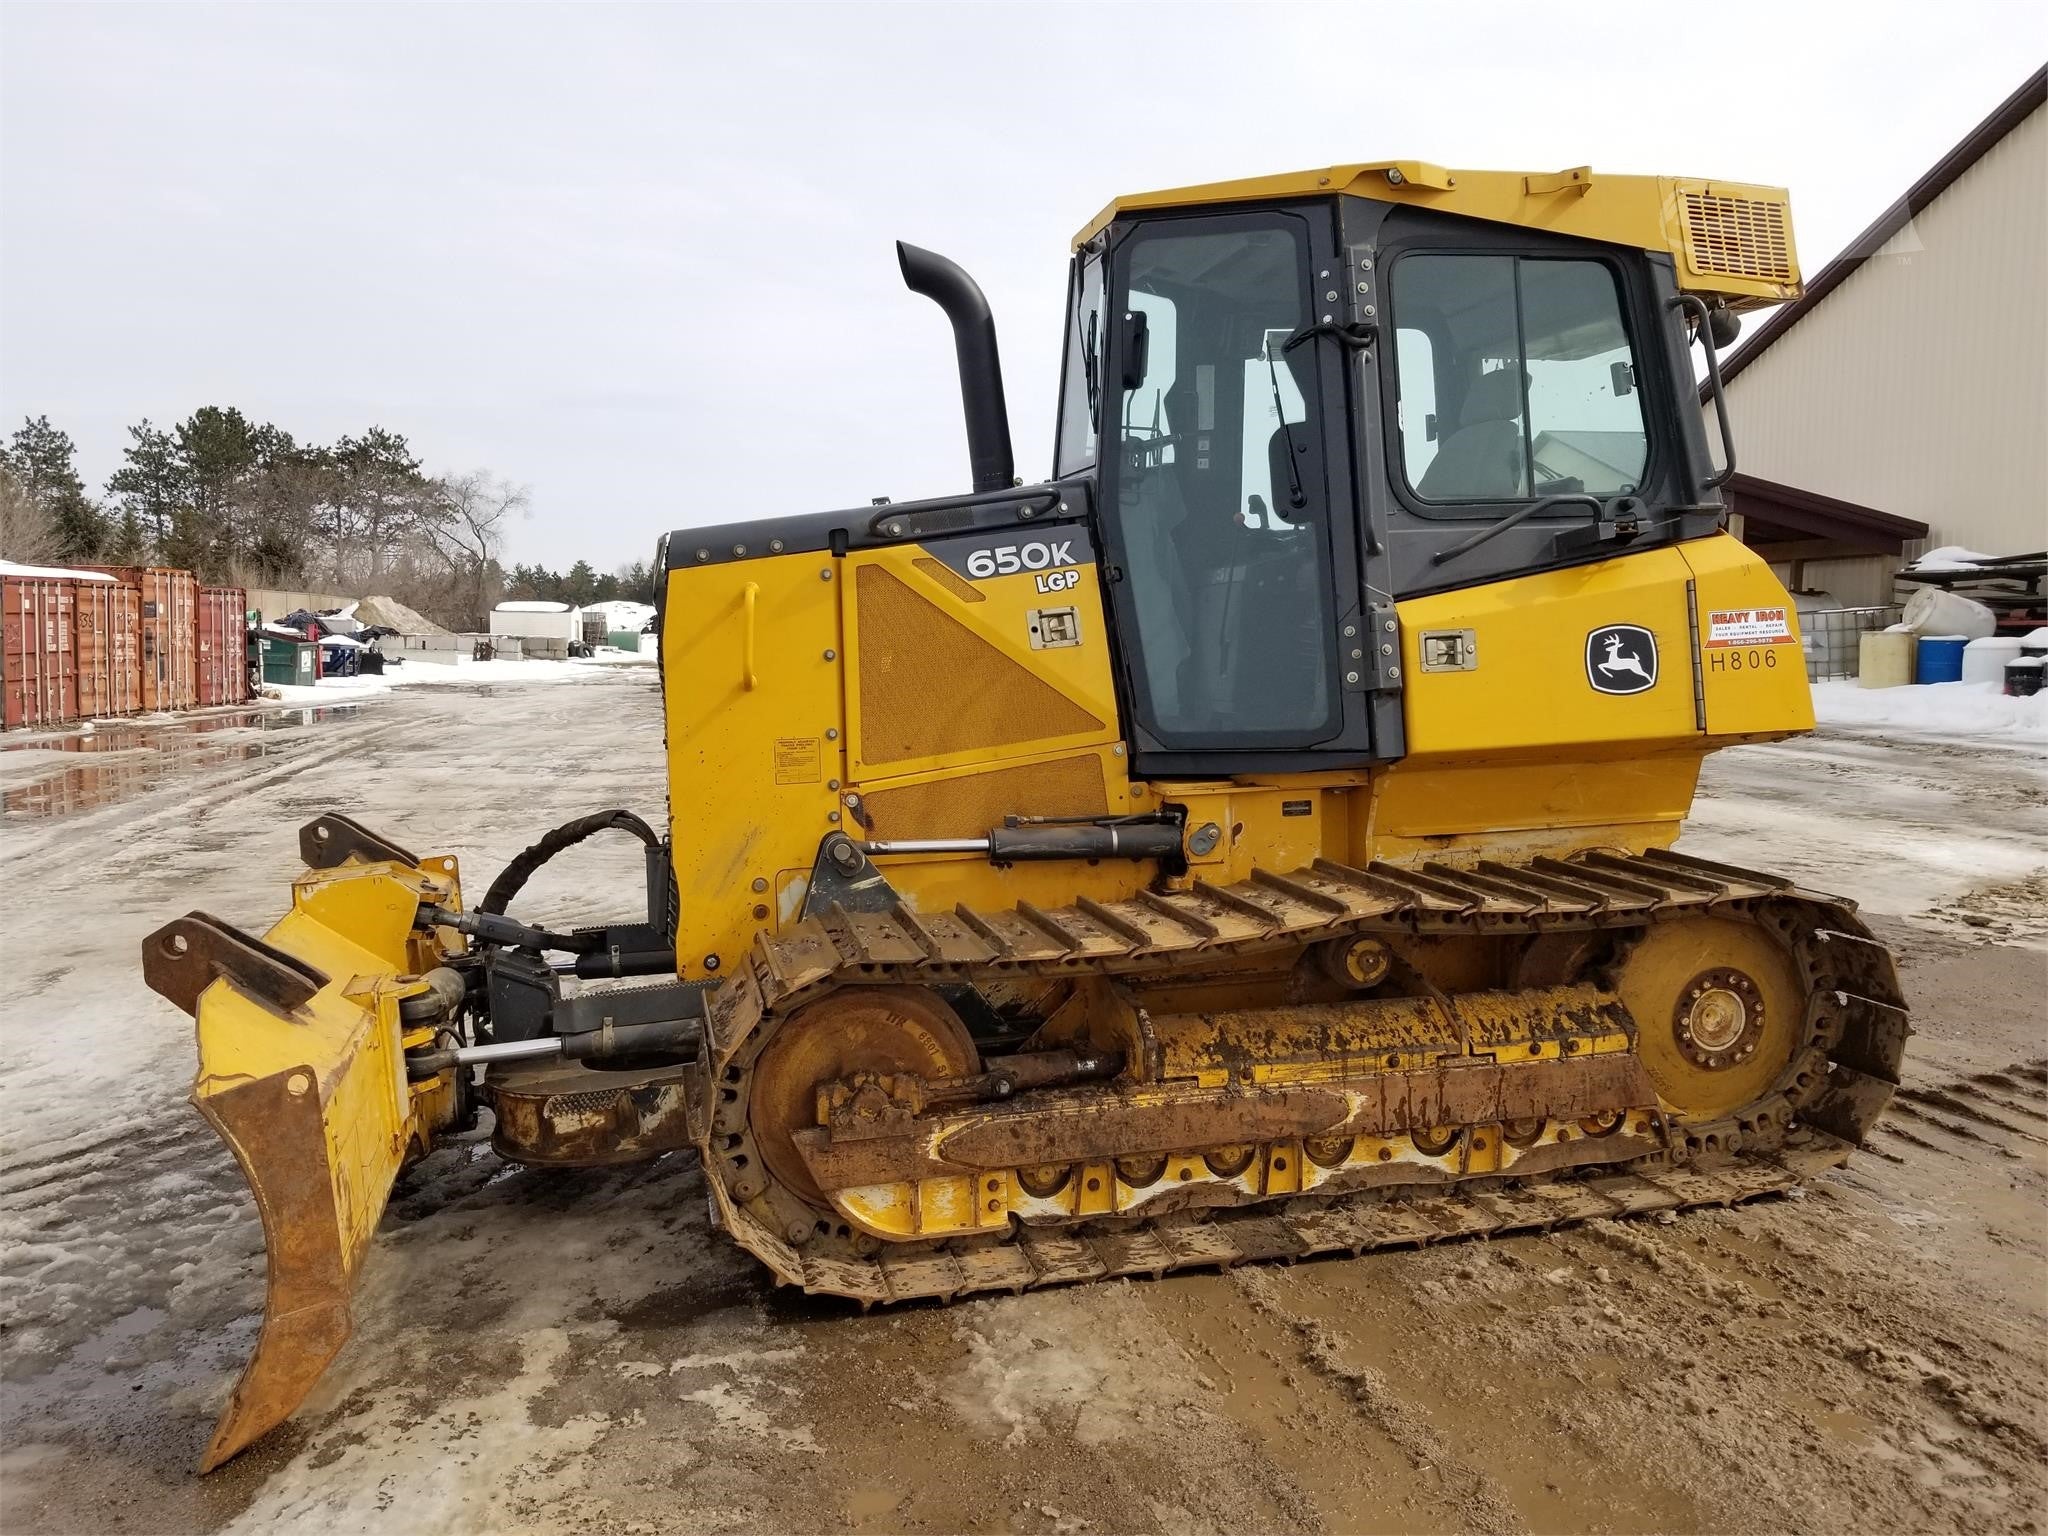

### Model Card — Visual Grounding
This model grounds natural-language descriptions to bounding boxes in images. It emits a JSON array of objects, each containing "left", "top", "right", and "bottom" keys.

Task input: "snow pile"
[
  {"left": 1814, "top": 680, "right": 2048, "bottom": 739},
  {"left": 1903, "top": 544, "right": 2000, "bottom": 574},
  {"left": 583, "top": 598, "right": 656, "bottom": 631}
]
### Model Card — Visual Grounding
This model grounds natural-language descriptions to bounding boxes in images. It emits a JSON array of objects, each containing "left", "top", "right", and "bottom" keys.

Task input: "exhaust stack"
[{"left": 897, "top": 241, "right": 1016, "bottom": 494}]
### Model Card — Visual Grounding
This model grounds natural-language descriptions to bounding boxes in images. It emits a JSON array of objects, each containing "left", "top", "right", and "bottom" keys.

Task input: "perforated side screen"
[
  {"left": 861, "top": 755, "right": 1109, "bottom": 840},
  {"left": 1678, "top": 192, "right": 1795, "bottom": 284},
  {"left": 855, "top": 564, "right": 1103, "bottom": 765}
]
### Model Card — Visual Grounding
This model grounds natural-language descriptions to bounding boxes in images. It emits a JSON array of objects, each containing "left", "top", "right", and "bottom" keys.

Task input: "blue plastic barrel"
[{"left": 1915, "top": 635, "right": 1968, "bottom": 684}]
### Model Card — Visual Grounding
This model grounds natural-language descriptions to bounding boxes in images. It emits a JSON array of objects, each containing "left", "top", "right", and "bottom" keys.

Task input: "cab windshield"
[{"left": 1392, "top": 254, "right": 1649, "bottom": 505}]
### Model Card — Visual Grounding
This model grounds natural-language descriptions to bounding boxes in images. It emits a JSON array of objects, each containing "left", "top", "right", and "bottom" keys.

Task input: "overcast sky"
[{"left": 3, "top": 2, "right": 2042, "bottom": 572}]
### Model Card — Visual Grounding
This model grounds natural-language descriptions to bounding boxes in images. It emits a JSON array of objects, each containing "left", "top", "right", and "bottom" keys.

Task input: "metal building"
[{"left": 1706, "top": 66, "right": 2046, "bottom": 608}]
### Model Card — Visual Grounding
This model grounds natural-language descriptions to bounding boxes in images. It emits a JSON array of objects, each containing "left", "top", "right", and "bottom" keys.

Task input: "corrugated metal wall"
[
  {"left": 1765, "top": 554, "right": 1902, "bottom": 609},
  {"left": 1709, "top": 102, "right": 2047, "bottom": 559}
]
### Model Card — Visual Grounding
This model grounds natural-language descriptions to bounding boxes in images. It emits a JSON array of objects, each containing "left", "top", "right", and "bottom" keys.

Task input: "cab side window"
[
  {"left": 1392, "top": 255, "right": 1648, "bottom": 507},
  {"left": 1055, "top": 253, "right": 1105, "bottom": 477}
]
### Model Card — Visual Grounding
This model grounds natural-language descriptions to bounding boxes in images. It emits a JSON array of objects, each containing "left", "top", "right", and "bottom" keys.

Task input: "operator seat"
[{"left": 1418, "top": 369, "right": 1530, "bottom": 500}]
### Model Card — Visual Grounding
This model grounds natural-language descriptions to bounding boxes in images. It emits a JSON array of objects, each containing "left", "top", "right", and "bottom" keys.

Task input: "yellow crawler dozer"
[{"left": 145, "top": 159, "right": 1908, "bottom": 1470}]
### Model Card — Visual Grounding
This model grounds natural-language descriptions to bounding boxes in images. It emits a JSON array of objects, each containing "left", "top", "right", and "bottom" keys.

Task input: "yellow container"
[{"left": 1858, "top": 629, "right": 1916, "bottom": 688}]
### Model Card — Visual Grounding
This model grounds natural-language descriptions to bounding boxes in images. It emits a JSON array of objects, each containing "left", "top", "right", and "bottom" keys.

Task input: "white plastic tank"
[
  {"left": 1961, "top": 636, "right": 2024, "bottom": 685},
  {"left": 1902, "top": 586, "right": 1997, "bottom": 640}
]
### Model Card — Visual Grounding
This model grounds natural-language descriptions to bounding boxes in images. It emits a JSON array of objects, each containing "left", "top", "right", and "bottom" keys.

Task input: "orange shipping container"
[
  {"left": 196, "top": 586, "right": 249, "bottom": 706},
  {"left": 2, "top": 574, "right": 82, "bottom": 729},
  {"left": 75, "top": 580, "right": 146, "bottom": 718},
  {"left": 88, "top": 566, "right": 198, "bottom": 711}
]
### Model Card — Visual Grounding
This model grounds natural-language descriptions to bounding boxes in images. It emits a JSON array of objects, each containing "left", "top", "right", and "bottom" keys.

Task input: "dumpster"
[{"left": 249, "top": 634, "right": 316, "bottom": 687}]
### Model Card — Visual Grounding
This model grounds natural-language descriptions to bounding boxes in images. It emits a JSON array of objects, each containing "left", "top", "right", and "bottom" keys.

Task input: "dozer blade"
[{"left": 143, "top": 823, "right": 465, "bottom": 1471}]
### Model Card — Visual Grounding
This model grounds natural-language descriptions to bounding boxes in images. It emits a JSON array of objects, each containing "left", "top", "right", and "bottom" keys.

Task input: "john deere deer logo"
[{"left": 1585, "top": 625, "right": 1658, "bottom": 695}]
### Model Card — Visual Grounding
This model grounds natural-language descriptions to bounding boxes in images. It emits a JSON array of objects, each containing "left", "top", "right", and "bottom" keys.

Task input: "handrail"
[
  {"left": 741, "top": 582, "right": 759, "bottom": 691},
  {"left": 867, "top": 485, "right": 1064, "bottom": 538},
  {"left": 1674, "top": 294, "right": 1737, "bottom": 491}
]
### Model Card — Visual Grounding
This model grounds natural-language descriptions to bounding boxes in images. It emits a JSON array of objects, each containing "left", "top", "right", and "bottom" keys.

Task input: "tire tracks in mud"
[
  {"left": 1224, "top": 1265, "right": 1532, "bottom": 1535},
  {"left": 1873, "top": 1059, "right": 2048, "bottom": 1163}
]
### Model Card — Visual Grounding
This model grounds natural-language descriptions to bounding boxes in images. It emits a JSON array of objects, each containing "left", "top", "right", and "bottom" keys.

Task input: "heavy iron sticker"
[
  {"left": 1585, "top": 625, "right": 1658, "bottom": 695},
  {"left": 1705, "top": 606, "right": 1796, "bottom": 647}
]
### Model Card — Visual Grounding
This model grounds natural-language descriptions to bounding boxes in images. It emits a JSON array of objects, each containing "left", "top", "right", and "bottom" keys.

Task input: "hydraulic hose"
[{"left": 478, "top": 809, "right": 660, "bottom": 918}]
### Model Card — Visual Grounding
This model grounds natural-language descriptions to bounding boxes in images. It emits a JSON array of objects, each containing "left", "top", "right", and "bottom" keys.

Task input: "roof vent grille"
[{"left": 1679, "top": 191, "right": 1794, "bottom": 283}]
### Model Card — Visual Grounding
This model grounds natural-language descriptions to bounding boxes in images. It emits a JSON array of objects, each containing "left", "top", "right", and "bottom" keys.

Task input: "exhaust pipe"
[{"left": 897, "top": 241, "right": 1016, "bottom": 494}]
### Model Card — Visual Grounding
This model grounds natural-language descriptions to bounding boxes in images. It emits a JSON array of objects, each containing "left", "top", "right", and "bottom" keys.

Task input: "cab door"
[{"left": 1096, "top": 206, "right": 1393, "bottom": 777}]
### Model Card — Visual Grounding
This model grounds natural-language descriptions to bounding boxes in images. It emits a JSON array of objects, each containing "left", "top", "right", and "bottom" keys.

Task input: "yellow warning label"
[{"left": 773, "top": 737, "right": 822, "bottom": 785}]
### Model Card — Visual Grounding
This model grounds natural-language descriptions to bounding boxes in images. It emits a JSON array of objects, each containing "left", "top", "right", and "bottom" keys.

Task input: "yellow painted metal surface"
[
  {"left": 663, "top": 534, "right": 1814, "bottom": 970},
  {"left": 1347, "top": 535, "right": 1808, "bottom": 855},
  {"left": 1397, "top": 547, "right": 1701, "bottom": 759},
  {"left": 841, "top": 541, "right": 1121, "bottom": 779},
  {"left": 1074, "top": 163, "right": 1801, "bottom": 306},
  {"left": 664, "top": 541, "right": 1137, "bottom": 970},
  {"left": 197, "top": 860, "right": 463, "bottom": 1251},
  {"left": 1681, "top": 530, "right": 1816, "bottom": 740},
  {"left": 177, "top": 853, "right": 465, "bottom": 1470},
  {"left": 662, "top": 553, "right": 846, "bottom": 977},
  {"left": 1363, "top": 756, "right": 1702, "bottom": 855}
]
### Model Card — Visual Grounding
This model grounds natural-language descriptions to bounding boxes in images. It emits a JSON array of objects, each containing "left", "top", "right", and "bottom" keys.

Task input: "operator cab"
[{"left": 1056, "top": 189, "right": 1739, "bottom": 773}]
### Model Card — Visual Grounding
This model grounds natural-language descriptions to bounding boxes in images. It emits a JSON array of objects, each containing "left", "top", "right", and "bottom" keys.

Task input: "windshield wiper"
[
  {"left": 1263, "top": 344, "right": 1307, "bottom": 513},
  {"left": 1429, "top": 492, "right": 1643, "bottom": 568},
  {"left": 1081, "top": 309, "right": 1100, "bottom": 416}
]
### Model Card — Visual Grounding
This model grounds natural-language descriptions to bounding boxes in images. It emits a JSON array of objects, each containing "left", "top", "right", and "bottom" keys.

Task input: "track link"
[{"left": 695, "top": 848, "right": 1910, "bottom": 1304}]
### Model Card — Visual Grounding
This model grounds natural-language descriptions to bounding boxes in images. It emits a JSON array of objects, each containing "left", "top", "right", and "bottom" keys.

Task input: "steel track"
[{"left": 694, "top": 847, "right": 1910, "bottom": 1305}]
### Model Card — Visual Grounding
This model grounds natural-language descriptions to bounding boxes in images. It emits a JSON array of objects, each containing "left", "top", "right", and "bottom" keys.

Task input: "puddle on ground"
[{"left": 0, "top": 704, "right": 362, "bottom": 819}]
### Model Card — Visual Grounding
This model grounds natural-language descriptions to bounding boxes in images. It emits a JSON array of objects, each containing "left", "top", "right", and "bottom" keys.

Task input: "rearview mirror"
[{"left": 1120, "top": 310, "right": 1150, "bottom": 391}]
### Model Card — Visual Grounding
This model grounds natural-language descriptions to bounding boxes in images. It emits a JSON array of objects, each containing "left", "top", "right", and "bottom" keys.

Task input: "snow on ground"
[
  {"left": 1683, "top": 681, "right": 2047, "bottom": 920},
  {"left": 1812, "top": 679, "right": 2048, "bottom": 739},
  {"left": 265, "top": 651, "right": 655, "bottom": 705}
]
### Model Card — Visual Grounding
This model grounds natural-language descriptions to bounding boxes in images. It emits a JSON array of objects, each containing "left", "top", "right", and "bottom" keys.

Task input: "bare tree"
[
  {"left": 415, "top": 470, "right": 529, "bottom": 629},
  {"left": 0, "top": 465, "right": 65, "bottom": 564}
]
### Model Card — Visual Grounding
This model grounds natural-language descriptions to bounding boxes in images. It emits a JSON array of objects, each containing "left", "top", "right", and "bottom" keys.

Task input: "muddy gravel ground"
[{"left": 2, "top": 670, "right": 2043, "bottom": 1535}]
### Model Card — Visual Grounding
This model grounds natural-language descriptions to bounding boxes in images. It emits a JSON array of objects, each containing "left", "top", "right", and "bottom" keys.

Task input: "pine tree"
[
  {"left": 171, "top": 407, "right": 260, "bottom": 569},
  {"left": 2, "top": 416, "right": 105, "bottom": 561},
  {"left": 107, "top": 420, "right": 188, "bottom": 558},
  {"left": 109, "top": 508, "right": 148, "bottom": 563}
]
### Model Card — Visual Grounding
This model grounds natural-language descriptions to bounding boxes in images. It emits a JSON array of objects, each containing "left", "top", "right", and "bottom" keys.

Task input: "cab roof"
[{"left": 1075, "top": 161, "right": 1802, "bottom": 307}]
